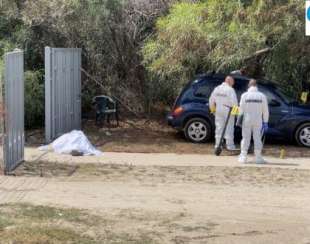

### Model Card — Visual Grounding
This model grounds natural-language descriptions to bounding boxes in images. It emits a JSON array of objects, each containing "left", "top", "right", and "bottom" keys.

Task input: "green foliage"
[
  {"left": 24, "top": 70, "right": 44, "bottom": 129},
  {"left": 144, "top": 3, "right": 208, "bottom": 80},
  {"left": 143, "top": 0, "right": 309, "bottom": 101},
  {"left": 0, "top": 1, "right": 144, "bottom": 125},
  {"left": 1, "top": 0, "right": 171, "bottom": 120},
  {"left": 143, "top": 2, "right": 211, "bottom": 107},
  {"left": 1, "top": 0, "right": 309, "bottom": 124}
]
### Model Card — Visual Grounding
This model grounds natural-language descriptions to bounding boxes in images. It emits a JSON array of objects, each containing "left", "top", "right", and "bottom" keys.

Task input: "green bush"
[{"left": 24, "top": 70, "right": 44, "bottom": 129}]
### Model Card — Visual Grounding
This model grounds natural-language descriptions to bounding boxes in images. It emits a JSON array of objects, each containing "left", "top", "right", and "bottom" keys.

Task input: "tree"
[
  {"left": 1, "top": 0, "right": 173, "bottom": 120},
  {"left": 143, "top": 0, "right": 309, "bottom": 102},
  {"left": 20, "top": 0, "right": 171, "bottom": 112}
]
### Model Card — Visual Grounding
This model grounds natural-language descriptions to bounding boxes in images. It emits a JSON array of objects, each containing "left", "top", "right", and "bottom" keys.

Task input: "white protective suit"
[
  {"left": 209, "top": 82, "right": 238, "bottom": 149},
  {"left": 239, "top": 86, "right": 269, "bottom": 160}
]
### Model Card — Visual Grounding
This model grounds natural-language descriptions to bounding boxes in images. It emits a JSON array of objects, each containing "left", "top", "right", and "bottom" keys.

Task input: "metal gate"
[
  {"left": 1, "top": 50, "right": 25, "bottom": 173},
  {"left": 45, "top": 47, "right": 82, "bottom": 143}
]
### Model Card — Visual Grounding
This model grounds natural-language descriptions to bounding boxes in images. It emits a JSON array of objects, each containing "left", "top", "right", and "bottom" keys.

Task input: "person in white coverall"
[
  {"left": 238, "top": 79, "right": 269, "bottom": 164},
  {"left": 209, "top": 76, "right": 238, "bottom": 150}
]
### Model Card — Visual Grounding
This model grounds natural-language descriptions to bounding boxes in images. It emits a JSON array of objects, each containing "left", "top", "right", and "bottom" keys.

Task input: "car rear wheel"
[
  {"left": 184, "top": 118, "right": 211, "bottom": 143},
  {"left": 295, "top": 123, "right": 310, "bottom": 147}
]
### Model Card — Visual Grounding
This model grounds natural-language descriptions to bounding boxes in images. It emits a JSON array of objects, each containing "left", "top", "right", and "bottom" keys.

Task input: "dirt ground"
[
  {"left": 1, "top": 119, "right": 307, "bottom": 243},
  {"left": 1, "top": 157, "right": 310, "bottom": 244},
  {"left": 26, "top": 119, "right": 310, "bottom": 158}
]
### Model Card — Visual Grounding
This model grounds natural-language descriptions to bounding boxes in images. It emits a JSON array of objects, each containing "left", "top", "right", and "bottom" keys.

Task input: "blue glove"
[{"left": 262, "top": 122, "right": 268, "bottom": 132}]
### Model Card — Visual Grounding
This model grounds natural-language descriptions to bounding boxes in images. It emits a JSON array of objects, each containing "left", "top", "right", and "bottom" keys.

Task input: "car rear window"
[
  {"left": 194, "top": 85, "right": 213, "bottom": 98},
  {"left": 194, "top": 79, "right": 221, "bottom": 99}
]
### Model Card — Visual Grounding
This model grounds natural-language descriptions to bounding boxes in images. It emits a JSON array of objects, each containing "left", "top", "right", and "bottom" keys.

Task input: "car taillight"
[{"left": 172, "top": 106, "right": 184, "bottom": 117}]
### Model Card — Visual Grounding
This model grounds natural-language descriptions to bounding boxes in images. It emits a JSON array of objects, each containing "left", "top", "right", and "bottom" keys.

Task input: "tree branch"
[{"left": 216, "top": 47, "right": 272, "bottom": 73}]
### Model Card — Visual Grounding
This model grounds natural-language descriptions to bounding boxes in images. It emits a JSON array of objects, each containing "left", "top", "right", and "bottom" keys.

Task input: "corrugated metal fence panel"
[
  {"left": 45, "top": 47, "right": 52, "bottom": 144},
  {"left": 45, "top": 47, "right": 82, "bottom": 143},
  {"left": 3, "top": 50, "right": 24, "bottom": 173},
  {"left": 0, "top": 55, "right": 4, "bottom": 171}
]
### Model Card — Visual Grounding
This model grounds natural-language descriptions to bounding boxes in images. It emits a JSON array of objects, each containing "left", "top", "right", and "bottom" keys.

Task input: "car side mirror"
[{"left": 269, "top": 99, "right": 281, "bottom": 107}]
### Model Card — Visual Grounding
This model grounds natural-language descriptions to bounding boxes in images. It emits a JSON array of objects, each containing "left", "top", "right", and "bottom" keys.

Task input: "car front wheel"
[
  {"left": 184, "top": 118, "right": 211, "bottom": 143},
  {"left": 295, "top": 123, "right": 310, "bottom": 147}
]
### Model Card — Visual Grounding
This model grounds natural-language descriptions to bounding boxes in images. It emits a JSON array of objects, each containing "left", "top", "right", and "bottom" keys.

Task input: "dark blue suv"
[{"left": 167, "top": 73, "right": 310, "bottom": 147}]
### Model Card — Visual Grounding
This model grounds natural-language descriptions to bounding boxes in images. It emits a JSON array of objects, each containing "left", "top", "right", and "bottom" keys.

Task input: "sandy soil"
[
  {"left": 26, "top": 119, "right": 310, "bottom": 158},
  {"left": 12, "top": 120, "right": 310, "bottom": 243},
  {"left": 0, "top": 150, "right": 309, "bottom": 244}
]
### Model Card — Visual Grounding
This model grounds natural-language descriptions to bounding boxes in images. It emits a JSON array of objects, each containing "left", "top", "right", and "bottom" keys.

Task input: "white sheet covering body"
[{"left": 39, "top": 130, "right": 102, "bottom": 156}]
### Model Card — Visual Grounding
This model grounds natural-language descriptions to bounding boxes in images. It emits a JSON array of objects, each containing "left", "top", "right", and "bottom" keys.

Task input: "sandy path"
[
  {"left": 1, "top": 175, "right": 310, "bottom": 243},
  {"left": 26, "top": 147, "right": 310, "bottom": 169},
  {"left": 1, "top": 149, "right": 310, "bottom": 243}
]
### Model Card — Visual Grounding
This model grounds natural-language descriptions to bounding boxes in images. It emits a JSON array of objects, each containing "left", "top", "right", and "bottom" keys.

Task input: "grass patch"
[
  {"left": 0, "top": 216, "right": 13, "bottom": 231},
  {"left": 0, "top": 203, "right": 160, "bottom": 244},
  {"left": 0, "top": 203, "right": 101, "bottom": 243},
  {"left": 0, "top": 226, "right": 97, "bottom": 244},
  {"left": 11, "top": 203, "right": 101, "bottom": 225}
]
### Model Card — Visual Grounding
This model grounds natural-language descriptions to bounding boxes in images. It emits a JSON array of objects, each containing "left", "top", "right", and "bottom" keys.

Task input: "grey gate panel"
[
  {"left": 2, "top": 50, "right": 25, "bottom": 173},
  {"left": 45, "top": 47, "right": 82, "bottom": 143}
]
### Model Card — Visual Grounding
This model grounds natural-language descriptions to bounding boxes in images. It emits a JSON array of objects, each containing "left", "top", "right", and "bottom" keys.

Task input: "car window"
[
  {"left": 194, "top": 85, "right": 213, "bottom": 98},
  {"left": 258, "top": 86, "right": 275, "bottom": 102},
  {"left": 194, "top": 79, "right": 221, "bottom": 98}
]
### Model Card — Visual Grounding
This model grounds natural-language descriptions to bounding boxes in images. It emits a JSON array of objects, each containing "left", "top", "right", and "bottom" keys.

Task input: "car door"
[
  {"left": 233, "top": 79, "right": 248, "bottom": 137},
  {"left": 191, "top": 79, "right": 222, "bottom": 130},
  {"left": 259, "top": 85, "right": 290, "bottom": 133},
  {"left": 234, "top": 79, "right": 248, "bottom": 101}
]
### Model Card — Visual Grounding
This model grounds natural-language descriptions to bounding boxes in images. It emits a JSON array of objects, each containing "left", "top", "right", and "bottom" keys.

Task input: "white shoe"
[
  {"left": 238, "top": 155, "right": 247, "bottom": 164},
  {"left": 256, "top": 156, "right": 266, "bottom": 164}
]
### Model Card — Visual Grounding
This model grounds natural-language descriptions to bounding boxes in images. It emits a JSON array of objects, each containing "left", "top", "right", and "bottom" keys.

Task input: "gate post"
[
  {"left": 0, "top": 54, "right": 5, "bottom": 172},
  {"left": 45, "top": 47, "right": 53, "bottom": 143}
]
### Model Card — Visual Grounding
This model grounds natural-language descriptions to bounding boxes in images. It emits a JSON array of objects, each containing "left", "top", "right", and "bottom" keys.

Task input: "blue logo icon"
[{"left": 307, "top": 7, "right": 310, "bottom": 21}]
